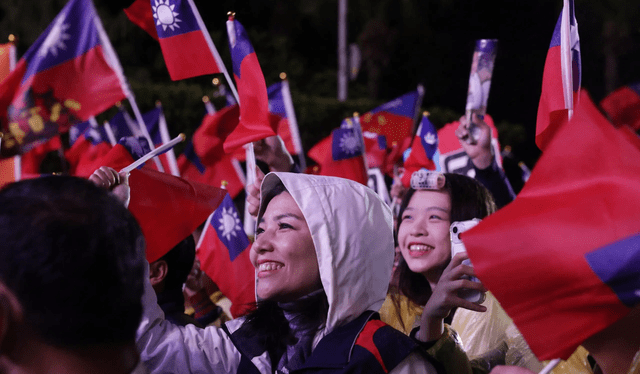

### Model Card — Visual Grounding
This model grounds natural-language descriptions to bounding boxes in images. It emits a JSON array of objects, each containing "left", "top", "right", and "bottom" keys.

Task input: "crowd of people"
[{"left": 0, "top": 110, "right": 638, "bottom": 374}]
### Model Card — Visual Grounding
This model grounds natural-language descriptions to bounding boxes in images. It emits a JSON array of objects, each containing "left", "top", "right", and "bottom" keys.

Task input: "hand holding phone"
[{"left": 450, "top": 219, "right": 485, "bottom": 304}]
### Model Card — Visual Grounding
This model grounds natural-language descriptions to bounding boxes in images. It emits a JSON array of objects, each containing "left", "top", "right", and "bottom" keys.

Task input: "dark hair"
[
  {"left": 0, "top": 176, "right": 146, "bottom": 348},
  {"left": 393, "top": 173, "right": 496, "bottom": 309},
  {"left": 156, "top": 235, "right": 196, "bottom": 292}
]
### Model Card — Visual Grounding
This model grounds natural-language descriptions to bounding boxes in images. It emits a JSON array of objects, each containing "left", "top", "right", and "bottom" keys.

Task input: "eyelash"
[{"left": 255, "top": 222, "right": 293, "bottom": 236}]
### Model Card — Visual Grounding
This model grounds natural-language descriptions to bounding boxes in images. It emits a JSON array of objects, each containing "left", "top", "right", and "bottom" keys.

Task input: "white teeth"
[
  {"left": 259, "top": 262, "right": 283, "bottom": 272},
  {"left": 408, "top": 244, "right": 432, "bottom": 252}
]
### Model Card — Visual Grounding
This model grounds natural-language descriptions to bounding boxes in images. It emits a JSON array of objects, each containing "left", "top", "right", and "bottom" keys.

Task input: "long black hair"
[{"left": 391, "top": 173, "right": 496, "bottom": 328}]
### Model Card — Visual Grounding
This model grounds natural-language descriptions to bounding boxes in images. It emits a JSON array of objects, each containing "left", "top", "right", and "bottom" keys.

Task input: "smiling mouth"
[
  {"left": 257, "top": 261, "right": 284, "bottom": 275},
  {"left": 407, "top": 244, "right": 433, "bottom": 256}
]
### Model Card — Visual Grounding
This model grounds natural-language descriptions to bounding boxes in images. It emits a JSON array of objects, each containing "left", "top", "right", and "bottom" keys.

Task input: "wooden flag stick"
[{"left": 120, "top": 134, "right": 185, "bottom": 174}]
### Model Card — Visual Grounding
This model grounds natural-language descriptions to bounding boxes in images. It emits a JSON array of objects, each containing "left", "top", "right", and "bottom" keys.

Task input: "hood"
[{"left": 257, "top": 172, "right": 394, "bottom": 337}]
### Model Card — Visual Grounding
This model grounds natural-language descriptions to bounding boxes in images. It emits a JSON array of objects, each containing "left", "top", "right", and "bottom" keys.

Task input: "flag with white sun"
[
  {"left": 331, "top": 118, "right": 364, "bottom": 161},
  {"left": 210, "top": 194, "right": 250, "bottom": 261}
]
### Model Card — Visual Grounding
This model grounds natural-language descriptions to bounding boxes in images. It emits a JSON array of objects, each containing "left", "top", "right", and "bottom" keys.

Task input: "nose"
[
  {"left": 408, "top": 216, "right": 428, "bottom": 237},
  {"left": 252, "top": 229, "right": 274, "bottom": 255}
]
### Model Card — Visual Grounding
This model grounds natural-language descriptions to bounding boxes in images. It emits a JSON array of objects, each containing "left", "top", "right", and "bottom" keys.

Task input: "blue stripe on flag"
[{"left": 585, "top": 233, "right": 640, "bottom": 307}]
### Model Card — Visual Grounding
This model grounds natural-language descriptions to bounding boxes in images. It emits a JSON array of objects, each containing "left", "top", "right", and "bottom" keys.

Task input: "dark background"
[{"left": 1, "top": 0, "right": 639, "bottom": 168}]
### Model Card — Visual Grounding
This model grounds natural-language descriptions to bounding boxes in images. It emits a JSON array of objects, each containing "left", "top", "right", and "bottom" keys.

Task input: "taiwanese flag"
[
  {"left": 124, "top": 0, "right": 223, "bottom": 80},
  {"left": 462, "top": 91, "right": 640, "bottom": 361},
  {"left": 128, "top": 168, "right": 227, "bottom": 263},
  {"left": 197, "top": 194, "right": 256, "bottom": 317},
  {"left": 193, "top": 104, "right": 240, "bottom": 165},
  {"left": 536, "top": 0, "right": 581, "bottom": 151},
  {"left": 178, "top": 139, "right": 245, "bottom": 199},
  {"left": 268, "top": 80, "right": 305, "bottom": 165},
  {"left": 362, "top": 131, "right": 388, "bottom": 169},
  {"left": 600, "top": 82, "right": 640, "bottom": 131},
  {"left": 65, "top": 122, "right": 113, "bottom": 177},
  {"left": 359, "top": 86, "right": 424, "bottom": 146},
  {"left": 311, "top": 118, "right": 368, "bottom": 185},
  {"left": 401, "top": 113, "right": 439, "bottom": 188},
  {"left": 0, "top": 0, "right": 126, "bottom": 156},
  {"left": 223, "top": 16, "right": 276, "bottom": 153},
  {"left": 83, "top": 136, "right": 152, "bottom": 177}
]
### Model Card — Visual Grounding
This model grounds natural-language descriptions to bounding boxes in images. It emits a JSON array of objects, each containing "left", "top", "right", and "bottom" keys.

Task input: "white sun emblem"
[
  {"left": 153, "top": 0, "right": 181, "bottom": 32},
  {"left": 339, "top": 132, "right": 360, "bottom": 155},
  {"left": 218, "top": 207, "right": 241, "bottom": 241},
  {"left": 39, "top": 15, "right": 70, "bottom": 58},
  {"left": 423, "top": 132, "right": 437, "bottom": 145}
]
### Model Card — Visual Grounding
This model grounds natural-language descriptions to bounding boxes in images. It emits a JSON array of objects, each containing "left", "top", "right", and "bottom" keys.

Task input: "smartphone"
[{"left": 450, "top": 219, "right": 485, "bottom": 304}]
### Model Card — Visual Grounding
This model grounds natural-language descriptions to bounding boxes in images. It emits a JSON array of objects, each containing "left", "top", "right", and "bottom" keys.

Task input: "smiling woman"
[{"left": 136, "top": 172, "right": 441, "bottom": 373}]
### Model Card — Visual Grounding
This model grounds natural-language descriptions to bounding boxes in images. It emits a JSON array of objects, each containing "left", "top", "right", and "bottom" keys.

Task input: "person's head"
[
  {"left": 251, "top": 181, "right": 321, "bottom": 303},
  {"left": 395, "top": 172, "right": 496, "bottom": 305},
  {"left": 0, "top": 176, "right": 145, "bottom": 368},
  {"left": 253, "top": 172, "right": 395, "bottom": 333},
  {"left": 149, "top": 235, "right": 196, "bottom": 294}
]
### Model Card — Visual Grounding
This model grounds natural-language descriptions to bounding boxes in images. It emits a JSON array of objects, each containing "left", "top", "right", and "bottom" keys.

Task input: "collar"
[{"left": 296, "top": 311, "right": 377, "bottom": 369}]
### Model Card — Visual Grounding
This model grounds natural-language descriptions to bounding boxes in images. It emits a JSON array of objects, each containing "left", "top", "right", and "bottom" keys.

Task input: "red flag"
[
  {"left": 178, "top": 143, "right": 245, "bottom": 199},
  {"left": 193, "top": 105, "right": 240, "bottom": 165},
  {"left": 223, "top": 17, "right": 276, "bottom": 153},
  {"left": 129, "top": 168, "right": 227, "bottom": 263},
  {"left": 600, "top": 82, "right": 640, "bottom": 131},
  {"left": 65, "top": 124, "right": 112, "bottom": 177},
  {"left": 359, "top": 86, "right": 424, "bottom": 146},
  {"left": 462, "top": 91, "right": 640, "bottom": 361},
  {"left": 0, "top": 0, "right": 126, "bottom": 156},
  {"left": 197, "top": 194, "right": 255, "bottom": 317},
  {"left": 124, "top": 0, "right": 223, "bottom": 80},
  {"left": 536, "top": 0, "right": 581, "bottom": 151},
  {"left": 400, "top": 114, "right": 439, "bottom": 188}
]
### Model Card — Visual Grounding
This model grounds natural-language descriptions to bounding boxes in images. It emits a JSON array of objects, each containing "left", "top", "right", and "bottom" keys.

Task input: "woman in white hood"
[{"left": 136, "top": 172, "right": 440, "bottom": 373}]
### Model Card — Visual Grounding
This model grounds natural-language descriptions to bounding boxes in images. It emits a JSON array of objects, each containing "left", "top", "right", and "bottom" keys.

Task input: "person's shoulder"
[{"left": 351, "top": 318, "right": 419, "bottom": 372}]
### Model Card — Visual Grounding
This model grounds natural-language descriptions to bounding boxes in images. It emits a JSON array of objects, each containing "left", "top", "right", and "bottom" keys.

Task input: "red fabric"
[
  {"left": 20, "top": 136, "right": 62, "bottom": 175},
  {"left": 360, "top": 111, "right": 414, "bottom": 147},
  {"left": 462, "top": 91, "right": 639, "bottom": 360},
  {"left": 178, "top": 153, "right": 245, "bottom": 199},
  {"left": 124, "top": 0, "right": 221, "bottom": 81},
  {"left": 159, "top": 31, "right": 222, "bottom": 81},
  {"left": 0, "top": 47, "right": 126, "bottom": 155},
  {"left": 193, "top": 105, "right": 240, "bottom": 166},
  {"left": 0, "top": 157, "right": 18, "bottom": 189},
  {"left": 0, "top": 43, "right": 14, "bottom": 82},
  {"left": 197, "top": 198, "right": 255, "bottom": 318},
  {"left": 355, "top": 320, "right": 388, "bottom": 373},
  {"left": 65, "top": 135, "right": 112, "bottom": 177},
  {"left": 128, "top": 168, "right": 227, "bottom": 263},
  {"left": 600, "top": 86, "right": 640, "bottom": 131},
  {"left": 307, "top": 133, "right": 367, "bottom": 185},
  {"left": 123, "top": 0, "right": 158, "bottom": 40},
  {"left": 364, "top": 136, "right": 387, "bottom": 169},
  {"left": 223, "top": 52, "right": 275, "bottom": 152}
]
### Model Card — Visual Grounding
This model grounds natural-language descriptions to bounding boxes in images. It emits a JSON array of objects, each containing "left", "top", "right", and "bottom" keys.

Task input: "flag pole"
[
  {"left": 185, "top": 0, "right": 240, "bottom": 104},
  {"left": 560, "top": 0, "right": 573, "bottom": 119},
  {"left": 92, "top": 7, "right": 164, "bottom": 172},
  {"left": 280, "top": 73, "right": 306, "bottom": 171},
  {"left": 121, "top": 134, "right": 185, "bottom": 174},
  {"left": 203, "top": 95, "right": 217, "bottom": 115},
  {"left": 156, "top": 101, "right": 181, "bottom": 176}
]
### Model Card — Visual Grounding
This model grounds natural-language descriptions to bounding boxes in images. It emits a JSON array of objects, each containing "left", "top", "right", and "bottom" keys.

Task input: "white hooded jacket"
[{"left": 135, "top": 172, "right": 437, "bottom": 373}]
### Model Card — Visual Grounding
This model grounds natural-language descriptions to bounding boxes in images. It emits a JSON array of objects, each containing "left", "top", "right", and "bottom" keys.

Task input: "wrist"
[{"left": 417, "top": 315, "right": 445, "bottom": 342}]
